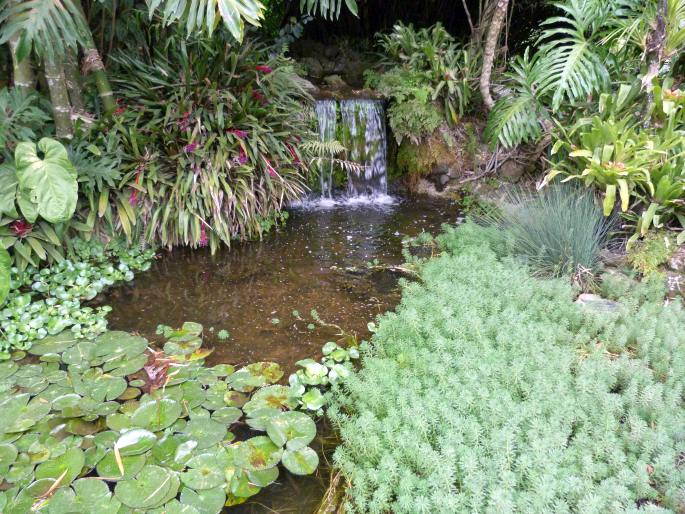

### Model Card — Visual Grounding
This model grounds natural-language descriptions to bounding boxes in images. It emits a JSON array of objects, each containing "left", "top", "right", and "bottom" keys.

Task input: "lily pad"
[
  {"left": 114, "top": 465, "right": 173, "bottom": 509},
  {"left": 151, "top": 499, "right": 201, "bottom": 514},
  {"left": 0, "top": 443, "right": 18, "bottom": 471},
  {"left": 130, "top": 399, "right": 182, "bottom": 431},
  {"left": 115, "top": 429, "right": 157, "bottom": 456},
  {"left": 93, "top": 331, "right": 148, "bottom": 361},
  {"left": 244, "top": 362, "right": 283, "bottom": 383},
  {"left": 151, "top": 435, "right": 197, "bottom": 471},
  {"left": 223, "top": 390, "right": 248, "bottom": 408},
  {"left": 182, "top": 419, "right": 227, "bottom": 450},
  {"left": 179, "top": 486, "right": 225, "bottom": 514},
  {"left": 226, "top": 370, "right": 265, "bottom": 393},
  {"left": 27, "top": 332, "right": 78, "bottom": 356},
  {"left": 265, "top": 411, "right": 316, "bottom": 450},
  {"left": 243, "top": 385, "right": 293, "bottom": 413},
  {"left": 282, "top": 446, "right": 319, "bottom": 475},
  {"left": 301, "top": 388, "right": 326, "bottom": 410},
  {"left": 0, "top": 361, "right": 18, "bottom": 380},
  {"left": 180, "top": 454, "right": 225, "bottom": 490},
  {"left": 75, "top": 368, "right": 127, "bottom": 402},
  {"left": 34, "top": 447, "right": 85, "bottom": 486},
  {"left": 61, "top": 341, "right": 96, "bottom": 367},
  {"left": 245, "top": 407, "right": 281, "bottom": 431},
  {"left": 247, "top": 466, "right": 279, "bottom": 487},
  {"left": 211, "top": 406, "right": 242, "bottom": 425},
  {"left": 96, "top": 451, "right": 146, "bottom": 480},
  {"left": 227, "top": 469, "right": 261, "bottom": 498},
  {"left": 49, "top": 478, "right": 122, "bottom": 514},
  {"left": 234, "top": 436, "right": 283, "bottom": 471}
]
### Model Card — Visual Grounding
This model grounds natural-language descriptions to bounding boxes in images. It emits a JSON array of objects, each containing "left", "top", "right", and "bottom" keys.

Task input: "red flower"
[
  {"left": 199, "top": 224, "right": 208, "bottom": 247},
  {"left": 255, "top": 65, "right": 273, "bottom": 74},
  {"left": 252, "top": 91, "right": 267, "bottom": 105},
  {"left": 113, "top": 107, "right": 125, "bottom": 116},
  {"left": 286, "top": 143, "right": 301, "bottom": 165},
  {"left": 184, "top": 142, "right": 198, "bottom": 153},
  {"left": 10, "top": 220, "right": 32, "bottom": 238},
  {"left": 129, "top": 166, "right": 144, "bottom": 206},
  {"left": 228, "top": 128, "right": 248, "bottom": 139}
]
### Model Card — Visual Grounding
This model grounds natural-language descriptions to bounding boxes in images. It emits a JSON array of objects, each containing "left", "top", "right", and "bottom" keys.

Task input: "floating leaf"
[
  {"left": 179, "top": 486, "right": 226, "bottom": 514},
  {"left": 243, "top": 385, "right": 293, "bottom": 413},
  {"left": 244, "top": 362, "right": 283, "bottom": 383},
  {"left": 34, "top": 447, "right": 85, "bottom": 486},
  {"left": 301, "top": 388, "right": 326, "bottom": 410},
  {"left": 247, "top": 466, "right": 279, "bottom": 487},
  {"left": 227, "top": 469, "right": 261, "bottom": 498},
  {"left": 96, "top": 451, "right": 146, "bottom": 480},
  {"left": 211, "top": 406, "right": 242, "bottom": 425},
  {"left": 27, "top": 332, "right": 78, "bottom": 356},
  {"left": 183, "top": 419, "right": 227, "bottom": 450},
  {"left": 114, "top": 465, "right": 173, "bottom": 509},
  {"left": 151, "top": 499, "right": 201, "bottom": 514},
  {"left": 225, "top": 370, "right": 264, "bottom": 393},
  {"left": 0, "top": 443, "right": 18, "bottom": 471},
  {"left": 49, "top": 478, "right": 122, "bottom": 514},
  {"left": 245, "top": 407, "right": 281, "bottom": 431},
  {"left": 180, "top": 453, "right": 225, "bottom": 490},
  {"left": 75, "top": 368, "right": 127, "bottom": 402},
  {"left": 282, "top": 446, "right": 319, "bottom": 475},
  {"left": 265, "top": 411, "right": 316, "bottom": 450},
  {"left": 130, "top": 399, "right": 182, "bottom": 431},
  {"left": 224, "top": 390, "right": 248, "bottom": 408},
  {"left": 93, "top": 332, "right": 148, "bottom": 361},
  {"left": 234, "top": 436, "right": 283, "bottom": 471},
  {"left": 115, "top": 429, "right": 157, "bottom": 456}
]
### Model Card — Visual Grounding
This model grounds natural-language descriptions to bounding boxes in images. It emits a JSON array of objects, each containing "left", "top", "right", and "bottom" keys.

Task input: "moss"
[{"left": 627, "top": 231, "right": 675, "bottom": 276}]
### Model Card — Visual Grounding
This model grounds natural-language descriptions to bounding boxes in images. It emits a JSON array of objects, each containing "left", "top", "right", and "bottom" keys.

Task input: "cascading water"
[
  {"left": 314, "top": 99, "right": 388, "bottom": 200},
  {"left": 315, "top": 100, "right": 337, "bottom": 199}
]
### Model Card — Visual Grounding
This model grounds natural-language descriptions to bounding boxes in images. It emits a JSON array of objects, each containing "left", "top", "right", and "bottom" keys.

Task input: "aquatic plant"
[
  {"left": 329, "top": 221, "right": 685, "bottom": 513},
  {"left": 0, "top": 239, "right": 154, "bottom": 357},
  {"left": 478, "top": 185, "right": 612, "bottom": 282},
  {"left": 0, "top": 322, "right": 321, "bottom": 513}
]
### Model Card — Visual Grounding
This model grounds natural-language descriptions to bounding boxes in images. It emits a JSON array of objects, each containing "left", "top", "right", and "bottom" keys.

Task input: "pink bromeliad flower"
[
  {"left": 264, "top": 158, "right": 278, "bottom": 178},
  {"left": 286, "top": 143, "right": 300, "bottom": 165},
  {"left": 10, "top": 220, "right": 32, "bottom": 238},
  {"left": 252, "top": 90, "right": 267, "bottom": 105},
  {"left": 228, "top": 128, "right": 248, "bottom": 139},
  {"left": 238, "top": 147, "right": 248, "bottom": 165},
  {"left": 199, "top": 225, "right": 208, "bottom": 247},
  {"left": 184, "top": 142, "right": 198, "bottom": 153},
  {"left": 255, "top": 65, "right": 273, "bottom": 74}
]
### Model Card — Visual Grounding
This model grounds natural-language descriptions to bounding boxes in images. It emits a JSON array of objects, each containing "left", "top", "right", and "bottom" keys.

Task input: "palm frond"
[{"left": 0, "top": 0, "right": 89, "bottom": 62}]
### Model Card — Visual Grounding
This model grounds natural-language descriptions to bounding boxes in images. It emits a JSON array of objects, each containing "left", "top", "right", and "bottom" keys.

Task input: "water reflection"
[{"left": 104, "top": 195, "right": 459, "bottom": 513}]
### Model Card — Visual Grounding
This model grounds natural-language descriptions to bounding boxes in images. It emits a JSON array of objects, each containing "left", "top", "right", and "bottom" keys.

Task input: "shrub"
[
  {"left": 627, "top": 231, "right": 675, "bottom": 276},
  {"left": 478, "top": 185, "right": 613, "bottom": 281},
  {"left": 329, "top": 222, "right": 685, "bottom": 513}
]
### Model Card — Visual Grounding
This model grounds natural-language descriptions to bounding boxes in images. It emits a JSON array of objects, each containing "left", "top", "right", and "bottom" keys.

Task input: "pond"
[{"left": 105, "top": 195, "right": 460, "bottom": 513}]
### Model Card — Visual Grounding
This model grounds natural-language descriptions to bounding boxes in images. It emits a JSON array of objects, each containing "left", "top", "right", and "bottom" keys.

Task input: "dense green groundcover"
[{"left": 329, "top": 222, "right": 685, "bottom": 513}]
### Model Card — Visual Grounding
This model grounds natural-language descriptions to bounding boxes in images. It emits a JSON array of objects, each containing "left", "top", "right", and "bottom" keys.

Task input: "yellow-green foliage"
[
  {"left": 628, "top": 231, "right": 675, "bottom": 276},
  {"left": 329, "top": 222, "right": 685, "bottom": 513}
]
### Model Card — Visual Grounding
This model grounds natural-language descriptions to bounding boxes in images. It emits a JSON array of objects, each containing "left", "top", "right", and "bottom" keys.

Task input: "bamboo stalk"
[
  {"left": 44, "top": 58, "right": 74, "bottom": 140},
  {"left": 63, "top": 49, "right": 85, "bottom": 113},
  {"left": 8, "top": 34, "right": 36, "bottom": 95}
]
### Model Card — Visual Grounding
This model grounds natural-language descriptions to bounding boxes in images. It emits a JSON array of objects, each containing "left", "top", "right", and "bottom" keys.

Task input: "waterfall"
[
  {"left": 315, "top": 100, "right": 337, "bottom": 199},
  {"left": 314, "top": 99, "right": 388, "bottom": 199}
]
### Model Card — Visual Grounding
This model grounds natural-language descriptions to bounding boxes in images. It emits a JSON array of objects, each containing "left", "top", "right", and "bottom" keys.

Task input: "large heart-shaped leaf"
[
  {"left": 114, "top": 465, "right": 173, "bottom": 509},
  {"left": 281, "top": 446, "right": 319, "bottom": 475},
  {"left": 14, "top": 138, "right": 78, "bottom": 223},
  {"left": 265, "top": 411, "right": 316, "bottom": 450}
]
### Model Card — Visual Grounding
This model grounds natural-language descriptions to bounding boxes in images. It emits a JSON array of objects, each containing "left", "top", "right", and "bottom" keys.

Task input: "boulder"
[
  {"left": 499, "top": 159, "right": 527, "bottom": 182},
  {"left": 575, "top": 293, "right": 620, "bottom": 311},
  {"left": 300, "top": 57, "right": 324, "bottom": 80},
  {"left": 668, "top": 246, "right": 685, "bottom": 273},
  {"left": 665, "top": 272, "right": 685, "bottom": 300}
]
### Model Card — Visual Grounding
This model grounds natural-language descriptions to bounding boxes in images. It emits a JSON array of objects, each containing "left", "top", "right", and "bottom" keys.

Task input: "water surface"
[{"left": 105, "top": 195, "right": 460, "bottom": 512}]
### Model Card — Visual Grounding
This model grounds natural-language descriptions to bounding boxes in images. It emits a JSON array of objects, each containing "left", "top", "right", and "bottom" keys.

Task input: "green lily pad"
[
  {"left": 226, "top": 370, "right": 265, "bottom": 393},
  {"left": 247, "top": 466, "right": 279, "bottom": 487},
  {"left": 0, "top": 360, "right": 18, "bottom": 380},
  {"left": 243, "top": 385, "right": 293, "bottom": 413},
  {"left": 150, "top": 435, "right": 197, "bottom": 471},
  {"left": 227, "top": 469, "right": 261, "bottom": 498},
  {"left": 3, "top": 396, "right": 52, "bottom": 433},
  {"left": 234, "top": 436, "right": 283, "bottom": 471},
  {"left": 244, "top": 362, "right": 283, "bottom": 383},
  {"left": 114, "top": 465, "right": 173, "bottom": 509},
  {"left": 163, "top": 337, "right": 202, "bottom": 357},
  {"left": 223, "top": 391, "right": 248, "bottom": 407},
  {"left": 179, "top": 486, "right": 225, "bottom": 514},
  {"left": 96, "top": 451, "right": 146, "bottom": 480},
  {"left": 115, "top": 429, "right": 157, "bottom": 456},
  {"left": 61, "top": 341, "right": 96, "bottom": 367},
  {"left": 75, "top": 368, "right": 127, "bottom": 402},
  {"left": 180, "top": 381, "right": 206, "bottom": 409},
  {"left": 180, "top": 454, "right": 225, "bottom": 490},
  {"left": 130, "top": 399, "right": 182, "bottom": 431},
  {"left": 211, "top": 407, "right": 242, "bottom": 425},
  {"left": 265, "top": 411, "right": 316, "bottom": 450},
  {"left": 107, "top": 353, "right": 148, "bottom": 377},
  {"left": 209, "top": 364, "right": 234, "bottom": 377},
  {"left": 151, "top": 499, "right": 201, "bottom": 514},
  {"left": 28, "top": 332, "right": 78, "bottom": 356},
  {"left": 245, "top": 407, "right": 281, "bottom": 431},
  {"left": 182, "top": 419, "right": 227, "bottom": 450},
  {"left": 301, "top": 388, "right": 326, "bottom": 410},
  {"left": 49, "top": 477, "right": 122, "bottom": 514},
  {"left": 129, "top": 379, "right": 146, "bottom": 388},
  {"left": 93, "top": 332, "right": 148, "bottom": 361},
  {"left": 34, "top": 447, "right": 85, "bottom": 486},
  {"left": 282, "top": 446, "right": 319, "bottom": 475}
]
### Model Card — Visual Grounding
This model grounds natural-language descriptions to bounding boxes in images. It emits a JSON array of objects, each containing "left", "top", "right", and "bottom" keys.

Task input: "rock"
[
  {"left": 499, "top": 159, "right": 526, "bottom": 182},
  {"left": 300, "top": 57, "right": 324, "bottom": 80},
  {"left": 299, "top": 78, "right": 320, "bottom": 95},
  {"left": 665, "top": 272, "right": 685, "bottom": 300},
  {"left": 668, "top": 246, "right": 685, "bottom": 273},
  {"left": 323, "top": 75, "right": 349, "bottom": 89},
  {"left": 599, "top": 248, "right": 627, "bottom": 267},
  {"left": 575, "top": 293, "right": 620, "bottom": 311}
]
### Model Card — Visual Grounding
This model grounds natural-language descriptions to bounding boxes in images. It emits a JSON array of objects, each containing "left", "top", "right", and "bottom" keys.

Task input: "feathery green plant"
[{"left": 329, "top": 221, "right": 685, "bottom": 513}]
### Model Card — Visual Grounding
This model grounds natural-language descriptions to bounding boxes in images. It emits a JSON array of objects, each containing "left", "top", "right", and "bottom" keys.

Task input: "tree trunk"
[
  {"left": 76, "top": 1, "right": 116, "bottom": 115},
  {"left": 63, "top": 49, "right": 85, "bottom": 113},
  {"left": 479, "top": 0, "right": 509, "bottom": 111},
  {"left": 8, "top": 34, "right": 36, "bottom": 95},
  {"left": 44, "top": 59, "right": 74, "bottom": 140}
]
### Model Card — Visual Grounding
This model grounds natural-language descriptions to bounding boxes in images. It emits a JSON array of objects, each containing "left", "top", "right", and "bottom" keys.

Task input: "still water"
[{"left": 105, "top": 195, "right": 460, "bottom": 512}]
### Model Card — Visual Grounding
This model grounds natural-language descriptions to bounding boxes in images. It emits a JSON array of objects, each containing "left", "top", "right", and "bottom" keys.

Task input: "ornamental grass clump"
[
  {"left": 479, "top": 185, "right": 613, "bottom": 282},
  {"left": 328, "top": 222, "right": 685, "bottom": 514}
]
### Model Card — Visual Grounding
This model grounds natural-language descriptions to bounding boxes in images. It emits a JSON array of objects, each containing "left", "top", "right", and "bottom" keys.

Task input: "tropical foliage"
[
  {"left": 330, "top": 222, "right": 685, "bottom": 513},
  {"left": 367, "top": 22, "right": 480, "bottom": 143}
]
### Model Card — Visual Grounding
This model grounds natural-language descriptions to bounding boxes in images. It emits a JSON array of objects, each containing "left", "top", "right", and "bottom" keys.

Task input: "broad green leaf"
[
  {"left": 34, "top": 447, "right": 85, "bottom": 486},
  {"left": 265, "top": 411, "right": 316, "bottom": 450},
  {"left": 115, "top": 429, "right": 157, "bottom": 456},
  {"left": 234, "top": 436, "right": 282, "bottom": 471},
  {"left": 114, "top": 465, "right": 173, "bottom": 509},
  {"left": 0, "top": 246, "right": 10, "bottom": 306},
  {"left": 14, "top": 138, "right": 78, "bottom": 223},
  {"left": 180, "top": 453, "right": 225, "bottom": 490},
  {"left": 281, "top": 446, "right": 319, "bottom": 475}
]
